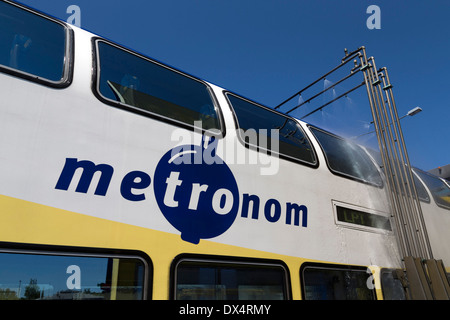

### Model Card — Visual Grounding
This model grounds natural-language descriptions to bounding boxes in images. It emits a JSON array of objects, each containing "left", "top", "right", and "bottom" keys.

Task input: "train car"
[{"left": 0, "top": 0, "right": 449, "bottom": 300}]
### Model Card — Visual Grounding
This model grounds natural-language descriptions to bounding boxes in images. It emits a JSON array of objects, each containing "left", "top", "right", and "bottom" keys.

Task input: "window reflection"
[
  {"left": 0, "top": 251, "right": 146, "bottom": 300},
  {"left": 226, "top": 93, "right": 317, "bottom": 165},
  {"left": 301, "top": 264, "right": 376, "bottom": 300},
  {"left": 413, "top": 168, "right": 450, "bottom": 210},
  {"left": 310, "top": 126, "right": 383, "bottom": 187},
  {"left": 0, "top": 2, "right": 68, "bottom": 82},
  {"left": 380, "top": 269, "right": 406, "bottom": 300},
  {"left": 365, "top": 149, "right": 430, "bottom": 202},
  {"left": 96, "top": 41, "right": 221, "bottom": 132},
  {"left": 175, "top": 260, "right": 288, "bottom": 300}
]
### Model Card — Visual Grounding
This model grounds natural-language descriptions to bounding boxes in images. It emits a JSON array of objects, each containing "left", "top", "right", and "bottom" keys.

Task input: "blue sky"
[{"left": 16, "top": 0, "right": 450, "bottom": 171}]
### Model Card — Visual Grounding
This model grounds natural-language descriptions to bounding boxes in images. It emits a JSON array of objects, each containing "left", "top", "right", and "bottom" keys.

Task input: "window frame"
[
  {"left": 410, "top": 169, "right": 431, "bottom": 203},
  {"left": 0, "top": 241, "right": 153, "bottom": 300},
  {"left": 380, "top": 268, "right": 407, "bottom": 300},
  {"left": 0, "top": 0, "right": 74, "bottom": 88},
  {"left": 300, "top": 262, "right": 377, "bottom": 300},
  {"left": 92, "top": 38, "right": 225, "bottom": 137},
  {"left": 332, "top": 200, "right": 392, "bottom": 234},
  {"left": 224, "top": 91, "right": 318, "bottom": 168},
  {"left": 308, "top": 125, "right": 384, "bottom": 188},
  {"left": 365, "top": 149, "right": 430, "bottom": 203},
  {"left": 413, "top": 167, "right": 450, "bottom": 210},
  {"left": 170, "top": 253, "right": 292, "bottom": 300}
]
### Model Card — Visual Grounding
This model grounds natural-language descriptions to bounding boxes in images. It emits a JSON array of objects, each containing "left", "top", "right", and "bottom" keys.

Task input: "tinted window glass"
[
  {"left": 96, "top": 41, "right": 221, "bottom": 132},
  {"left": 0, "top": 2, "right": 68, "bottom": 83},
  {"left": 365, "top": 149, "right": 429, "bottom": 202},
  {"left": 0, "top": 251, "right": 147, "bottom": 300},
  {"left": 226, "top": 93, "right": 316, "bottom": 165},
  {"left": 310, "top": 126, "right": 383, "bottom": 187},
  {"left": 175, "top": 259, "right": 288, "bottom": 300},
  {"left": 380, "top": 269, "right": 406, "bottom": 300},
  {"left": 301, "top": 264, "right": 376, "bottom": 300},
  {"left": 412, "top": 171, "right": 430, "bottom": 202},
  {"left": 413, "top": 168, "right": 450, "bottom": 210},
  {"left": 392, "top": 167, "right": 430, "bottom": 203},
  {"left": 336, "top": 205, "right": 392, "bottom": 231}
]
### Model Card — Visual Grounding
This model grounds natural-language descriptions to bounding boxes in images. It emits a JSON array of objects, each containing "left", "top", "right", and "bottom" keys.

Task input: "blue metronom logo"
[
  {"left": 55, "top": 124, "right": 308, "bottom": 245},
  {"left": 153, "top": 137, "right": 240, "bottom": 244}
]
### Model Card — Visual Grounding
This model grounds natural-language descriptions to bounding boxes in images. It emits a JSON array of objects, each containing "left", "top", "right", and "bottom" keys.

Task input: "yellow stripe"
[
  {"left": 2, "top": 194, "right": 411, "bottom": 300},
  {"left": 110, "top": 258, "right": 120, "bottom": 300},
  {"left": 0, "top": 194, "right": 307, "bottom": 299}
]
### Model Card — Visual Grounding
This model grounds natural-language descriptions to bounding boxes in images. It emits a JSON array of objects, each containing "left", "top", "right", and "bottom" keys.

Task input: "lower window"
[
  {"left": 300, "top": 263, "right": 376, "bottom": 300},
  {"left": 380, "top": 269, "right": 406, "bottom": 300},
  {"left": 172, "top": 256, "right": 289, "bottom": 300},
  {"left": 0, "top": 247, "right": 150, "bottom": 300}
]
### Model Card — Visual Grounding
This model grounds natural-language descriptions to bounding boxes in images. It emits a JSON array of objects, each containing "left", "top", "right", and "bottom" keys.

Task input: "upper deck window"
[
  {"left": 412, "top": 172, "right": 431, "bottom": 203},
  {"left": 393, "top": 166, "right": 430, "bottom": 203},
  {"left": 413, "top": 168, "right": 450, "bottom": 210},
  {"left": 0, "top": 1, "right": 71, "bottom": 86},
  {"left": 309, "top": 126, "right": 383, "bottom": 187},
  {"left": 94, "top": 40, "right": 221, "bottom": 133},
  {"left": 225, "top": 93, "right": 317, "bottom": 166},
  {"left": 365, "top": 149, "right": 430, "bottom": 202}
]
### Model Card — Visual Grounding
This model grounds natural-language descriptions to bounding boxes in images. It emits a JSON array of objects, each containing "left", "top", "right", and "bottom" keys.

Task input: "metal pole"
[
  {"left": 285, "top": 69, "right": 361, "bottom": 115},
  {"left": 357, "top": 49, "right": 409, "bottom": 258},
  {"left": 274, "top": 47, "right": 365, "bottom": 110},
  {"left": 382, "top": 68, "right": 433, "bottom": 260},
  {"left": 372, "top": 64, "right": 419, "bottom": 258},
  {"left": 299, "top": 82, "right": 365, "bottom": 120}
]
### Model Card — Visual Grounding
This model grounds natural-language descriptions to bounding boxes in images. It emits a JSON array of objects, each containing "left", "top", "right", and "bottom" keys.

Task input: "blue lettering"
[
  {"left": 153, "top": 143, "right": 240, "bottom": 244},
  {"left": 241, "top": 193, "right": 260, "bottom": 219},
  {"left": 120, "top": 171, "right": 151, "bottom": 201},
  {"left": 242, "top": 194, "right": 308, "bottom": 227},
  {"left": 55, "top": 158, "right": 114, "bottom": 196},
  {"left": 55, "top": 154, "right": 309, "bottom": 243},
  {"left": 264, "top": 199, "right": 281, "bottom": 223},
  {"left": 286, "top": 203, "right": 308, "bottom": 227}
]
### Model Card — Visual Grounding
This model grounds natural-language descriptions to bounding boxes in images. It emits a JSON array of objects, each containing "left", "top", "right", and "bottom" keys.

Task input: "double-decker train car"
[{"left": 0, "top": 0, "right": 449, "bottom": 300}]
